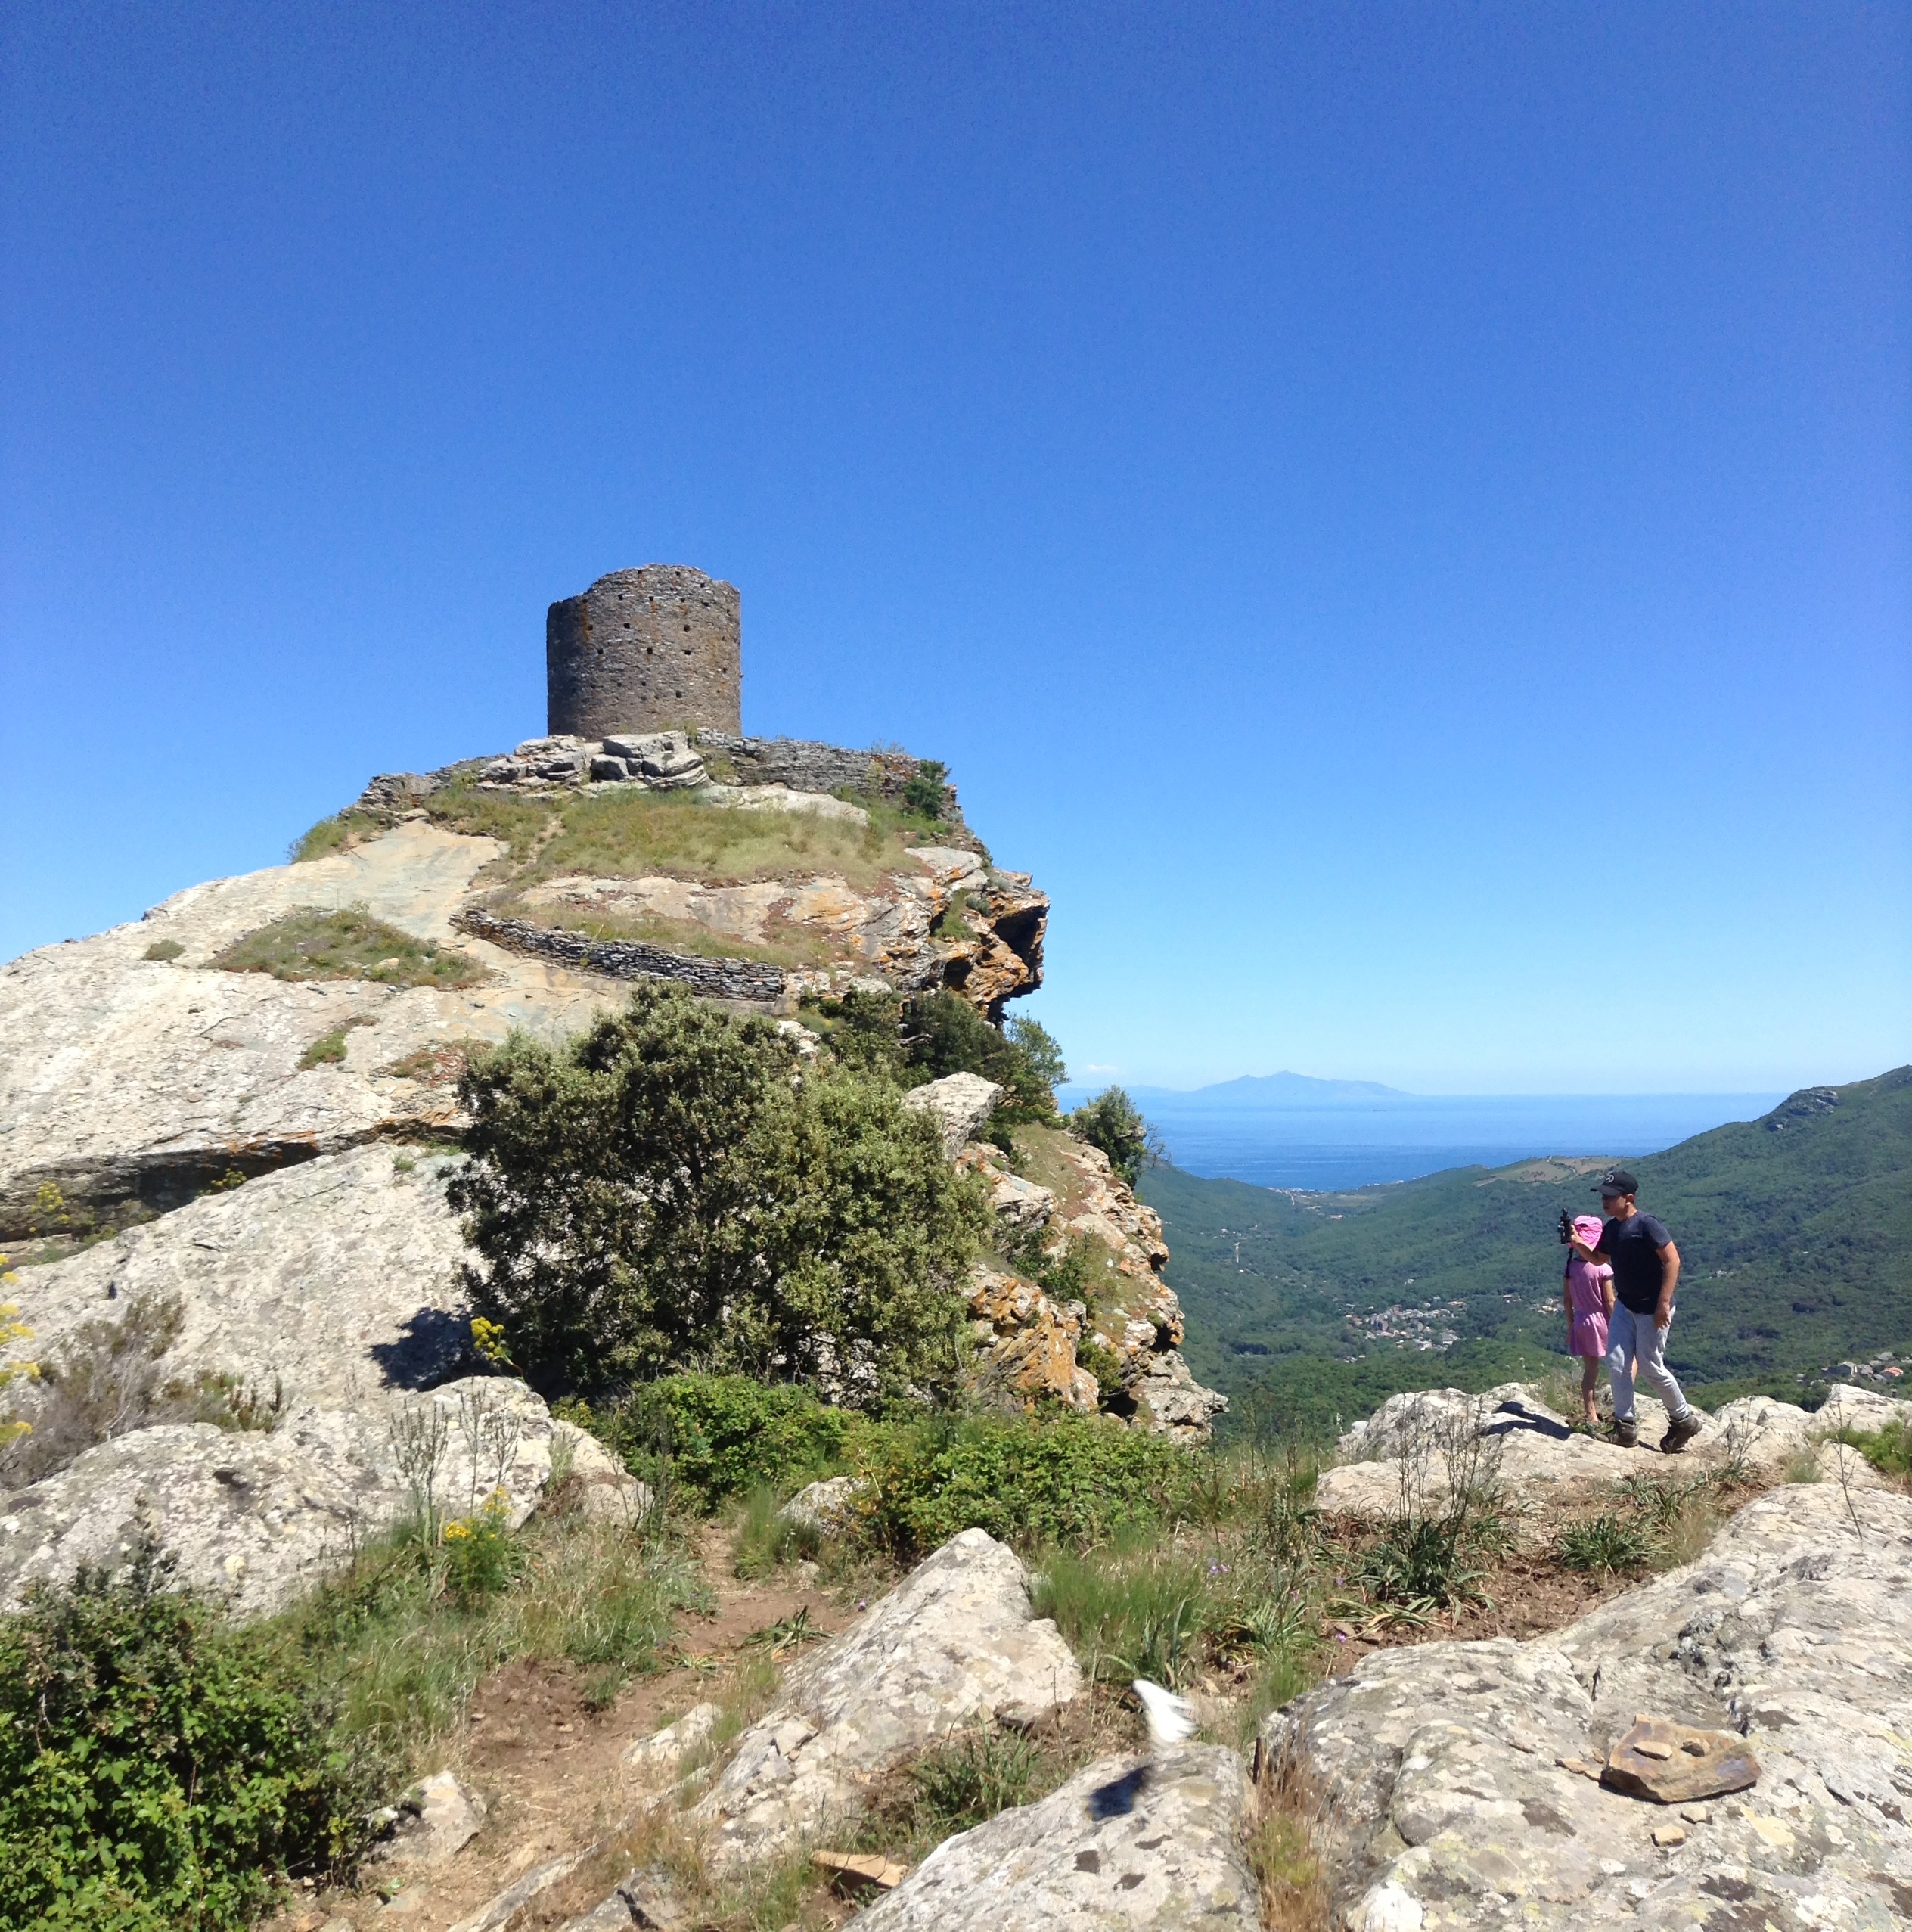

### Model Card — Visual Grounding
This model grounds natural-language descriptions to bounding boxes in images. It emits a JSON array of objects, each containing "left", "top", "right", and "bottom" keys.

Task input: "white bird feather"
[{"left": 1131, "top": 1677, "right": 1197, "bottom": 1747}]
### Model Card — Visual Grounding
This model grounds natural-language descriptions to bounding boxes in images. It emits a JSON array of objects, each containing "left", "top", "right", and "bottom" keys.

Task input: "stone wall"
[
  {"left": 547, "top": 565, "right": 742, "bottom": 739},
  {"left": 455, "top": 906, "right": 786, "bottom": 1003}
]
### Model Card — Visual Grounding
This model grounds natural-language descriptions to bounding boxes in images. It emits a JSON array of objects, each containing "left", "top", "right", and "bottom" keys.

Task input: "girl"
[{"left": 1563, "top": 1214, "right": 1614, "bottom": 1427}]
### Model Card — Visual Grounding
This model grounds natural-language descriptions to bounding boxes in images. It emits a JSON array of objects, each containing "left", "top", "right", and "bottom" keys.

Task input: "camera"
[{"left": 1557, "top": 1209, "right": 1575, "bottom": 1245}]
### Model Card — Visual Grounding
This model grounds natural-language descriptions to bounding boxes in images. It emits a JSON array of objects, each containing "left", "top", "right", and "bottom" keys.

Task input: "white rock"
[
  {"left": 703, "top": 783, "right": 869, "bottom": 824},
  {"left": 369, "top": 1769, "right": 488, "bottom": 1868},
  {"left": 693, "top": 1527, "right": 1082, "bottom": 1868},
  {"left": 621, "top": 1701, "right": 722, "bottom": 1780},
  {"left": 902, "top": 1073, "right": 1006, "bottom": 1157},
  {"left": 856, "top": 1744, "right": 1258, "bottom": 1930},
  {"left": 1261, "top": 1481, "right": 1912, "bottom": 1930},
  {"left": 776, "top": 1474, "right": 865, "bottom": 1536}
]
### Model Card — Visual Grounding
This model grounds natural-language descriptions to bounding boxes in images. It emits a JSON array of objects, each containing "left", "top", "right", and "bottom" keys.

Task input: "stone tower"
[{"left": 546, "top": 564, "right": 742, "bottom": 739}]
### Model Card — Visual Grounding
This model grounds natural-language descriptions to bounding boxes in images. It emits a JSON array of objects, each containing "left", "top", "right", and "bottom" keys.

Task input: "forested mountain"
[{"left": 1145, "top": 1066, "right": 1912, "bottom": 1435}]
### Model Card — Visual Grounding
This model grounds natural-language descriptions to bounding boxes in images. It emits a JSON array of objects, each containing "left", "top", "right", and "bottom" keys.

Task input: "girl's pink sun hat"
[{"left": 1572, "top": 1214, "right": 1604, "bottom": 1246}]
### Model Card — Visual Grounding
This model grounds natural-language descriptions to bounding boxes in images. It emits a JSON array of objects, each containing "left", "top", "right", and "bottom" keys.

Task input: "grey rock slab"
[
  {"left": 902, "top": 1073, "right": 1005, "bottom": 1158},
  {"left": 620, "top": 1700, "right": 722, "bottom": 1778},
  {"left": 855, "top": 1744, "right": 1258, "bottom": 1930},
  {"left": 0, "top": 1374, "right": 583, "bottom": 1619},
  {"left": 776, "top": 1474, "right": 866, "bottom": 1536},
  {"left": 1262, "top": 1480, "right": 1912, "bottom": 1930},
  {"left": 449, "top": 1850, "right": 588, "bottom": 1932},
  {"left": 0, "top": 822, "right": 622, "bottom": 1234},
  {"left": 2, "top": 1143, "right": 473, "bottom": 1415},
  {"left": 693, "top": 1527, "right": 1082, "bottom": 1868}
]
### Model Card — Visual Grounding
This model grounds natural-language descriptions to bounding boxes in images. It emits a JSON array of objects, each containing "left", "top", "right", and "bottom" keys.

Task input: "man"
[{"left": 1569, "top": 1168, "right": 1702, "bottom": 1452}]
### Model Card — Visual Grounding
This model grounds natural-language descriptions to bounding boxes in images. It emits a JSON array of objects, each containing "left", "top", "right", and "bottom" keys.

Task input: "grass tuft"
[{"left": 1553, "top": 1510, "right": 1655, "bottom": 1573}]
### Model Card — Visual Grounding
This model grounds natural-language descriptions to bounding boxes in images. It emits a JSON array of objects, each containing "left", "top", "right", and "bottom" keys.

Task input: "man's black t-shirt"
[{"left": 1601, "top": 1212, "right": 1674, "bottom": 1314}]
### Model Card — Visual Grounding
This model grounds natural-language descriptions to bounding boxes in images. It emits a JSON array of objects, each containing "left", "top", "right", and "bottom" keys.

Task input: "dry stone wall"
[{"left": 453, "top": 905, "right": 787, "bottom": 1003}]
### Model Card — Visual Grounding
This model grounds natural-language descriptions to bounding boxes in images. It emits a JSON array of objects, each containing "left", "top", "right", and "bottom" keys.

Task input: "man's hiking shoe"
[
  {"left": 1612, "top": 1417, "right": 1639, "bottom": 1449},
  {"left": 1661, "top": 1412, "right": 1703, "bottom": 1455}
]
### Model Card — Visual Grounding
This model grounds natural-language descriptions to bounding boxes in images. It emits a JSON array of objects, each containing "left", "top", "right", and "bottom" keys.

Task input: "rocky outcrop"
[
  {"left": 957, "top": 1126, "right": 1224, "bottom": 1442},
  {"left": 691, "top": 1527, "right": 1082, "bottom": 1868},
  {"left": 1316, "top": 1381, "right": 1906, "bottom": 1519},
  {"left": 0, "top": 1145, "right": 638, "bottom": 1615},
  {"left": 1259, "top": 1481, "right": 1912, "bottom": 1930},
  {"left": 858, "top": 1744, "right": 1260, "bottom": 1930},
  {"left": 0, "top": 821, "right": 614, "bottom": 1236}
]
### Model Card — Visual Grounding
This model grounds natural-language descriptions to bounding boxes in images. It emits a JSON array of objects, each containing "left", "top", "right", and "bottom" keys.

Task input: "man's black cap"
[{"left": 1594, "top": 1168, "right": 1639, "bottom": 1197}]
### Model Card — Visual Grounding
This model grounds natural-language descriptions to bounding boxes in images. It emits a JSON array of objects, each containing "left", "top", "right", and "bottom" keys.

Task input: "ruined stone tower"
[{"left": 546, "top": 564, "right": 742, "bottom": 739}]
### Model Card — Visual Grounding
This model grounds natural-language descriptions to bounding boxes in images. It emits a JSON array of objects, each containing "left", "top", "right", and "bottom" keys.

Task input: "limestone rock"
[
  {"left": 856, "top": 1744, "right": 1259, "bottom": 1930},
  {"left": 621, "top": 1701, "right": 722, "bottom": 1780},
  {"left": 1316, "top": 1381, "right": 1912, "bottom": 1520},
  {"left": 777, "top": 1475, "right": 866, "bottom": 1536},
  {"left": 1128, "top": 1350, "right": 1231, "bottom": 1445},
  {"left": 0, "top": 821, "right": 614, "bottom": 1236},
  {"left": 1260, "top": 1481, "right": 1912, "bottom": 1930},
  {"left": 966, "top": 1266, "right": 1098, "bottom": 1413},
  {"left": 703, "top": 782, "right": 870, "bottom": 825},
  {"left": 902, "top": 1073, "right": 1005, "bottom": 1157},
  {"left": 692, "top": 1527, "right": 1082, "bottom": 1868},
  {"left": 0, "top": 1374, "right": 573, "bottom": 1619},
  {"left": 369, "top": 1769, "right": 489, "bottom": 1868}
]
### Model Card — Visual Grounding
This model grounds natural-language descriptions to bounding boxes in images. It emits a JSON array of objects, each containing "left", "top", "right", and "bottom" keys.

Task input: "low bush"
[
  {"left": 564, "top": 1373, "right": 855, "bottom": 1509},
  {"left": 850, "top": 1410, "right": 1195, "bottom": 1557},
  {"left": 141, "top": 938, "right": 185, "bottom": 962},
  {"left": 212, "top": 906, "right": 488, "bottom": 989},
  {"left": 905, "top": 992, "right": 1066, "bottom": 1123},
  {"left": 0, "top": 1541, "right": 362, "bottom": 1932},
  {"left": 1836, "top": 1415, "right": 1912, "bottom": 1476}
]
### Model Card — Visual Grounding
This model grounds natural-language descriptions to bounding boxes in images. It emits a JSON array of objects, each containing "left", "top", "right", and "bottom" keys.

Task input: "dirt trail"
[{"left": 278, "top": 1526, "right": 852, "bottom": 1932}]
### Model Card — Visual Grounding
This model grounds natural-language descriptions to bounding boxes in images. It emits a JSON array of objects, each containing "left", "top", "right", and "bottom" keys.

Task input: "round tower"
[{"left": 546, "top": 564, "right": 742, "bottom": 739}]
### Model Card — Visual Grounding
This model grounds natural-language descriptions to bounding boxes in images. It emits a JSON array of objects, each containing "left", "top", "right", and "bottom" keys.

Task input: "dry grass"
[{"left": 1249, "top": 1752, "right": 1330, "bottom": 1932}]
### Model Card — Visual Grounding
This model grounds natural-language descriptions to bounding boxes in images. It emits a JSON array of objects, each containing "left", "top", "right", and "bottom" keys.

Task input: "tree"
[
  {"left": 451, "top": 983, "right": 989, "bottom": 1398},
  {"left": 1068, "top": 1086, "right": 1166, "bottom": 1188},
  {"left": 905, "top": 992, "right": 1065, "bottom": 1120}
]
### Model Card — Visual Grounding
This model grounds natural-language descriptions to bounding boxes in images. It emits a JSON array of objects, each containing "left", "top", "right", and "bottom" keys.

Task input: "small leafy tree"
[
  {"left": 1067, "top": 1085, "right": 1166, "bottom": 1187},
  {"left": 452, "top": 983, "right": 989, "bottom": 1397},
  {"left": 901, "top": 758, "right": 950, "bottom": 820},
  {"left": 906, "top": 992, "right": 1065, "bottom": 1121}
]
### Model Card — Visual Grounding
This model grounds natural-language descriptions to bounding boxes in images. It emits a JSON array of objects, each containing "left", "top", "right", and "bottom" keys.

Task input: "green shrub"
[
  {"left": 452, "top": 985, "right": 989, "bottom": 1395},
  {"left": 566, "top": 1374, "right": 855, "bottom": 1508},
  {"left": 1837, "top": 1415, "right": 1912, "bottom": 1475},
  {"left": 900, "top": 758, "right": 951, "bottom": 821},
  {"left": 288, "top": 815, "right": 361, "bottom": 863},
  {"left": 299, "top": 1026, "right": 351, "bottom": 1068},
  {"left": 1553, "top": 1511, "right": 1655, "bottom": 1573},
  {"left": 0, "top": 1542, "right": 362, "bottom": 1932},
  {"left": 1066, "top": 1086, "right": 1164, "bottom": 1188},
  {"left": 141, "top": 939, "right": 184, "bottom": 963},
  {"left": 212, "top": 907, "right": 487, "bottom": 989},
  {"left": 851, "top": 1411, "right": 1193, "bottom": 1556}
]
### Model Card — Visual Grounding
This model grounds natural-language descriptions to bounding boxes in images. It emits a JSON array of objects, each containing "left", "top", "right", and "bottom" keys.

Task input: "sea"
[{"left": 1054, "top": 1090, "right": 1787, "bottom": 1192}]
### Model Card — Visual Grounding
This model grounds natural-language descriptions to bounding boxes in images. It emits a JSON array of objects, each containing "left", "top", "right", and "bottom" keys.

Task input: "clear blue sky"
[{"left": 4, "top": 3, "right": 1907, "bottom": 1094}]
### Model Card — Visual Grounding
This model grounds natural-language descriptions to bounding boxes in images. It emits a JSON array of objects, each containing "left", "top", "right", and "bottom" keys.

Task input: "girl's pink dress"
[{"left": 1566, "top": 1254, "right": 1612, "bottom": 1359}]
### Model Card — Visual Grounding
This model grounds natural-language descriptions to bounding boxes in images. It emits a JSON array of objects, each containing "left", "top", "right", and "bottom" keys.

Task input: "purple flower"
[{"left": 1334, "top": 1631, "right": 1349, "bottom": 1643}]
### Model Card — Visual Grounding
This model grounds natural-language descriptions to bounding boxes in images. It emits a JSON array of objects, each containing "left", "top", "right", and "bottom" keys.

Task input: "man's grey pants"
[{"left": 1606, "top": 1303, "right": 1691, "bottom": 1421}]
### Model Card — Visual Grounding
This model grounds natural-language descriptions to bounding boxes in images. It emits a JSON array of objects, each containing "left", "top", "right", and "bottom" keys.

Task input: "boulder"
[
  {"left": 1129, "top": 1350, "right": 1231, "bottom": 1444},
  {"left": 691, "top": 1527, "right": 1082, "bottom": 1868},
  {"left": 903, "top": 1073, "right": 1006, "bottom": 1157},
  {"left": 855, "top": 1744, "right": 1259, "bottom": 1930},
  {"left": 368, "top": 1769, "right": 489, "bottom": 1868},
  {"left": 777, "top": 1475, "right": 867, "bottom": 1536},
  {"left": 1259, "top": 1481, "right": 1912, "bottom": 1930}
]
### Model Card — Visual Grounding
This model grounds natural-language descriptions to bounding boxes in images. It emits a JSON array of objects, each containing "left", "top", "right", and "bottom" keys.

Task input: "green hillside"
[{"left": 1142, "top": 1066, "right": 1912, "bottom": 1437}]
